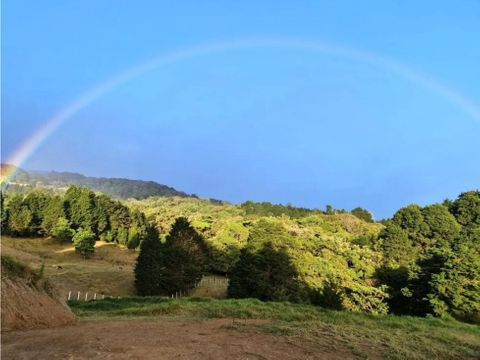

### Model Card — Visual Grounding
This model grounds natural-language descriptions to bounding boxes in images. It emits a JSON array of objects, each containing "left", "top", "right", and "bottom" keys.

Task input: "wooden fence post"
[
  {"left": 77, "top": 291, "right": 80, "bottom": 300},
  {"left": 85, "top": 292, "right": 88, "bottom": 301},
  {"left": 68, "top": 291, "right": 71, "bottom": 301}
]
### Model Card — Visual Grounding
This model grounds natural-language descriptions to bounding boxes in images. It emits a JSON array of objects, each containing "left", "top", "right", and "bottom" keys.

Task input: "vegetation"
[
  {"left": 135, "top": 218, "right": 206, "bottom": 296},
  {"left": 68, "top": 296, "right": 480, "bottom": 360},
  {"left": 72, "top": 229, "right": 96, "bottom": 258},
  {"left": 379, "top": 191, "right": 480, "bottom": 323},
  {"left": 1, "top": 255, "right": 53, "bottom": 295},
  {"left": 2, "top": 177, "right": 479, "bottom": 324},
  {"left": 1, "top": 186, "right": 151, "bottom": 251},
  {"left": 1, "top": 164, "right": 191, "bottom": 199}
]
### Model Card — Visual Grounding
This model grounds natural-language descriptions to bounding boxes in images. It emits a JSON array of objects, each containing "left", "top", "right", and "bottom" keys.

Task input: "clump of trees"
[
  {"left": 1, "top": 186, "right": 150, "bottom": 257},
  {"left": 378, "top": 191, "right": 480, "bottom": 323},
  {"left": 134, "top": 217, "right": 206, "bottom": 296},
  {"left": 227, "top": 218, "right": 388, "bottom": 314}
]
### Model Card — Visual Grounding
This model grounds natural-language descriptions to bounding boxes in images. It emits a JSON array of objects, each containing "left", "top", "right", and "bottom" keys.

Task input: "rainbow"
[{"left": 2, "top": 37, "right": 480, "bottom": 182}]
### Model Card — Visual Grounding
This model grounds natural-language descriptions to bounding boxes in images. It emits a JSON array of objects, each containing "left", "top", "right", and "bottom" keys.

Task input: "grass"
[
  {"left": 0, "top": 237, "right": 228, "bottom": 298},
  {"left": 1, "top": 254, "right": 56, "bottom": 296},
  {"left": 1, "top": 236, "right": 137, "bottom": 296},
  {"left": 69, "top": 296, "right": 480, "bottom": 360}
]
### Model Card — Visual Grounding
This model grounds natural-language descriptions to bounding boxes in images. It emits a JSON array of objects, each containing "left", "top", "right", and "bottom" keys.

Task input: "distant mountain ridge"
[{"left": 0, "top": 164, "right": 192, "bottom": 199}]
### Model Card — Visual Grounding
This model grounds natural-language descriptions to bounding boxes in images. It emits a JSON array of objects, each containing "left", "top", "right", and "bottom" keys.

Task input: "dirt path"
[{"left": 2, "top": 318, "right": 358, "bottom": 360}]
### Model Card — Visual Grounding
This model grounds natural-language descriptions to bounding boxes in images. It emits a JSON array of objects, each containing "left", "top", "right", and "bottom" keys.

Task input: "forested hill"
[{"left": 0, "top": 164, "right": 191, "bottom": 199}]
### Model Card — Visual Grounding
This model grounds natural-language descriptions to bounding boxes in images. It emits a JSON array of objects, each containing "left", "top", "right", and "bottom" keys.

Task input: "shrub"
[{"left": 72, "top": 228, "right": 96, "bottom": 258}]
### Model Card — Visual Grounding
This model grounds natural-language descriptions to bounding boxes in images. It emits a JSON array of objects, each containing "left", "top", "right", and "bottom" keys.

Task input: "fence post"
[
  {"left": 77, "top": 291, "right": 80, "bottom": 301},
  {"left": 102, "top": 294, "right": 105, "bottom": 300},
  {"left": 85, "top": 292, "right": 88, "bottom": 301},
  {"left": 68, "top": 291, "right": 71, "bottom": 301},
  {"left": 94, "top": 293, "right": 97, "bottom": 300}
]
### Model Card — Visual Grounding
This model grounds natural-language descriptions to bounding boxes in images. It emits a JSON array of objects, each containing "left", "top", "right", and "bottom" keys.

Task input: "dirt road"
[{"left": 2, "top": 318, "right": 357, "bottom": 359}]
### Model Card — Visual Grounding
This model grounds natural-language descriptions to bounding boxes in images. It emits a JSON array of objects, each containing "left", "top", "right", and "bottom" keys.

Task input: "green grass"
[{"left": 69, "top": 297, "right": 480, "bottom": 360}]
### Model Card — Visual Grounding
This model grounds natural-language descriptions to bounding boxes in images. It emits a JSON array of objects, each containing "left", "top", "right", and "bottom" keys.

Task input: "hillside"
[
  {"left": 1, "top": 255, "right": 76, "bottom": 331},
  {"left": 1, "top": 164, "right": 191, "bottom": 199}
]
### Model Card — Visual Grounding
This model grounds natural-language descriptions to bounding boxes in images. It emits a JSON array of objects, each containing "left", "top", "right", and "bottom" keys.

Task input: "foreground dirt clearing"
[{"left": 2, "top": 318, "right": 357, "bottom": 360}]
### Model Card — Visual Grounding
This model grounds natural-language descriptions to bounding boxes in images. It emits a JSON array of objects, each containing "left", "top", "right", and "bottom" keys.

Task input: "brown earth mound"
[{"left": 1, "top": 256, "right": 76, "bottom": 331}]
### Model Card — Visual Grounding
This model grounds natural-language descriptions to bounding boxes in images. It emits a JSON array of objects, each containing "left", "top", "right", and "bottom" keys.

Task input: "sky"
[{"left": 2, "top": 0, "right": 480, "bottom": 218}]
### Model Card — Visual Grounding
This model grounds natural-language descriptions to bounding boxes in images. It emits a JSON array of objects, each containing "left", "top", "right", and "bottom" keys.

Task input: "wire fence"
[{"left": 66, "top": 275, "right": 229, "bottom": 301}]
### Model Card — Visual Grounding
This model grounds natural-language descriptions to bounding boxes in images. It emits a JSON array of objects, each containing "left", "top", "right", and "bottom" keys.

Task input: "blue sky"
[{"left": 2, "top": 0, "right": 480, "bottom": 218}]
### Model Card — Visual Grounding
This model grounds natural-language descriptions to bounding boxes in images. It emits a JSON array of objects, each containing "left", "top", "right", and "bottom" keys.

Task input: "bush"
[
  {"left": 72, "top": 228, "right": 96, "bottom": 258},
  {"left": 51, "top": 217, "right": 75, "bottom": 243}
]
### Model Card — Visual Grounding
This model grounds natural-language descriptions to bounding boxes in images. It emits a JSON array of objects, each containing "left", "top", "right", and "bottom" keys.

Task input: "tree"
[
  {"left": 228, "top": 242, "right": 303, "bottom": 302},
  {"left": 134, "top": 227, "right": 165, "bottom": 295},
  {"left": 6, "top": 194, "right": 34, "bottom": 236},
  {"left": 23, "top": 191, "right": 50, "bottom": 234},
  {"left": 51, "top": 217, "right": 75, "bottom": 243},
  {"left": 351, "top": 207, "right": 374, "bottom": 223},
  {"left": 72, "top": 228, "right": 96, "bottom": 258},
  {"left": 448, "top": 190, "right": 480, "bottom": 228},
  {"left": 41, "top": 195, "right": 66, "bottom": 235},
  {"left": 420, "top": 204, "right": 461, "bottom": 248},
  {"left": 134, "top": 218, "right": 206, "bottom": 296},
  {"left": 161, "top": 217, "right": 206, "bottom": 293},
  {"left": 392, "top": 204, "right": 425, "bottom": 233},
  {"left": 427, "top": 230, "right": 480, "bottom": 323},
  {"left": 1, "top": 192, "right": 8, "bottom": 234},
  {"left": 65, "top": 186, "right": 96, "bottom": 233},
  {"left": 116, "top": 227, "right": 128, "bottom": 245},
  {"left": 127, "top": 225, "right": 141, "bottom": 250},
  {"left": 380, "top": 221, "right": 415, "bottom": 266}
]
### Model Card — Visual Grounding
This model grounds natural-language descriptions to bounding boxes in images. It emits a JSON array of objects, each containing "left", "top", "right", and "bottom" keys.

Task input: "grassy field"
[
  {"left": 0, "top": 237, "right": 229, "bottom": 298},
  {"left": 1, "top": 236, "right": 138, "bottom": 297},
  {"left": 69, "top": 297, "right": 480, "bottom": 360}
]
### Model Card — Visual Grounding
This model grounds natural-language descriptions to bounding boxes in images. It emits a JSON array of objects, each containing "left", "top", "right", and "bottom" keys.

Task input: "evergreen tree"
[
  {"left": 228, "top": 242, "right": 303, "bottom": 302},
  {"left": 162, "top": 217, "right": 206, "bottom": 293},
  {"left": 134, "top": 227, "right": 165, "bottom": 295},
  {"left": 135, "top": 218, "right": 206, "bottom": 296}
]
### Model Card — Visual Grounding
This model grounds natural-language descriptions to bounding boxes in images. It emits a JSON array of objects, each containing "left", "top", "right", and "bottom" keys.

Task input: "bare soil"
[{"left": 1, "top": 318, "right": 359, "bottom": 360}]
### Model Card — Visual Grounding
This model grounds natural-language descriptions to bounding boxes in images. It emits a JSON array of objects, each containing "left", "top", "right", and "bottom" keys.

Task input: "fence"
[
  {"left": 67, "top": 291, "right": 107, "bottom": 301},
  {"left": 66, "top": 275, "right": 230, "bottom": 302}
]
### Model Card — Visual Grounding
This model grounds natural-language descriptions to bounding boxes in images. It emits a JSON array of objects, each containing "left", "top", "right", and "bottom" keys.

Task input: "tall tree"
[
  {"left": 65, "top": 186, "right": 96, "bottom": 233},
  {"left": 161, "top": 217, "right": 206, "bottom": 293},
  {"left": 228, "top": 242, "right": 303, "bottom": 302},
  {"left": 6, "top": 194, "right": 34, "bottom": 236},
  {"left": 134, "top": 227, "right": 165, "bottom": 295},
  {"left": 41, "top": 195, "right": 67, "bottom": 235}
]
